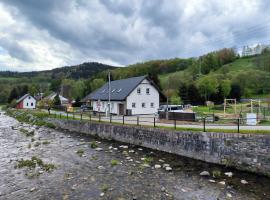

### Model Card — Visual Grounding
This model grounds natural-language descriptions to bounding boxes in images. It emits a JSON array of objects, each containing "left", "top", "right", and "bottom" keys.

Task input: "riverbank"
[
  {"left": 2, "top": 110, "right": 270, "bottom": 199},
  {"left": 6, "top": 109, "right": 270, "bottom": 176}
]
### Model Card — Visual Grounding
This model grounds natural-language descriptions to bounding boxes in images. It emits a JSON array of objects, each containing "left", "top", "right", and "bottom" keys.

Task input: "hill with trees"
[{"left": 1, "top": 47, "right": 270, "bottom": 106}]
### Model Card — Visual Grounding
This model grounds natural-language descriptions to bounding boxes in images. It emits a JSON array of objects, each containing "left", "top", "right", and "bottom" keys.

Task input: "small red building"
[{"left": 16, "top": 94, "right": 37, "bottom": 109}]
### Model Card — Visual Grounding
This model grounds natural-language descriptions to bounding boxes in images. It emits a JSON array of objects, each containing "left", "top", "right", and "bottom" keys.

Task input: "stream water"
[{"left": 0, "top": 112, "right": 269, "bottom": 200}]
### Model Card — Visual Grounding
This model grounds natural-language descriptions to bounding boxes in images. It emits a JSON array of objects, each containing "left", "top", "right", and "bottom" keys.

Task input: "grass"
[
  {"left": 42, "top": 140, "right": 50, "bottom": 145},
  {"left": 110, "top": 159, "right": 119, "bottom": 166},
  {"left": 16, "top": 156, "right": 56, "bottom": 172},
  {"left": 19, "top": 128, "right": 34, "bottom": 137},
  {"left": 76, "top": 149, "right": 85, "bottom": 157},
  {"left": 89, "top": 141, "right": 98, "bottom": 149}
]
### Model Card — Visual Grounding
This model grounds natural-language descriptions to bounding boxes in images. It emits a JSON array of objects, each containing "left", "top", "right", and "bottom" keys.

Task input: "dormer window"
[
  {"left": 146, "top": 88, "right": 150, "bottom": 95},
  {"left": 137, "top": 88, "right": 141, "bottom": 94},
  {"left": 117, "top": 88, "right": 122, "bottom": 93},
  {"left": 112, "top": 89, "right": 116, "bottom": 93}
]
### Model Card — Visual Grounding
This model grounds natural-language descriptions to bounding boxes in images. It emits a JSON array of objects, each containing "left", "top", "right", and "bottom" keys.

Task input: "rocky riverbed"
[{"left": 0, "top": 112, "right": 270, "bottom": 200}]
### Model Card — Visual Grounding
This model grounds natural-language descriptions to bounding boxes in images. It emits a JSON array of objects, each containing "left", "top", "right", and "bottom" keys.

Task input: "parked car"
[
  {"left": 80, "top": 104, "right": 91, "bottom": 112},
  {"left": 158, "top": 105, "right": 184, "bottom": 113}
]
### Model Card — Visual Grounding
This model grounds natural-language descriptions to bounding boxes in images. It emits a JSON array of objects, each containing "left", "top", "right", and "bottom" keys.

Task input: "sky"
[{"left": 0, "top": 0, "right": 270, "bottom": 72}]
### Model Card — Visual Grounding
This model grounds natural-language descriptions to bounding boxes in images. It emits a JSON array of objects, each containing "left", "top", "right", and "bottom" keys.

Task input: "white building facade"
[
  {"left": 16, "top": 94, "right": 37, "bottom": 109},
  {"left": 84, "top": 76, "right": 163, "bottom": 115}
]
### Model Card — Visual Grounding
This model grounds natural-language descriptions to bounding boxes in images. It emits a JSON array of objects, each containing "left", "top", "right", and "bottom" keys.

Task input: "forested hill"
[
  {"left": 0, "top": 62, "right": 117, "bottom": 79},
  {"left": 1, "top": 47, "right": 270, "bottom": 105}
]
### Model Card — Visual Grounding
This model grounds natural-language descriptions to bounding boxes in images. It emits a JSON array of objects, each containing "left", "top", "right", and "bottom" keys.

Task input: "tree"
[
  {"left": 196, "top": 76, "right": 218, "bottom": 101},
  {"left": 8, "top": 87, "right": 19, "bottom": 103},
  {"left": 170, "top": 94, "right": 182, "bottom": 104},
  {"left": 90, "top": 78, "right": 106, "bottom": 92},
  {"left": 50, "top": 79, "right": 62, "bottom": 92},
  {"left": 53, "top": 94, "right": 61, "bottom": 106},
  {"left": 219, "top": 80, "right": 231, "bottom": 99}
]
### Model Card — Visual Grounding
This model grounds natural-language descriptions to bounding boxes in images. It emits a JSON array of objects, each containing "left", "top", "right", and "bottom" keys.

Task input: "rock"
[
  {"left": 200, "top": 171, "right": 210, "bottom": 176},
  {"left": 30, "top": 187, "right": 36, "bottom": 192},
  {"left": 113, "top": 148, "right": 118, "bottom": 150},
  {"left": 38, "top": 170, "right": 44, "bottom": 174},
  {"left": 98, "top": 166, "right": 105, "bottom": 170},
  {"left": 100, "top": 192, "right": 104, "bottom": 197},
  {"left": 159, "top": 159, "right": 165, "bottom": 163},
  {"left": 161, "top": 187, "right": 166, "bottom": 192},
  {"left": 120, "top": 145, "right": 128, "bottom": 149},
  {"left": 138, "top": 148, "right": 143, "bottom": 151},
  {"left": 95, "top": 148, "right": 103, "bottom": 151},
  {"left": 218, "top": 181, "right": 226, "bottom": 185},
  {"left": 163, "top": 164, "right": 170, "bottom": 168},
  {"left": 126, "top": 157, "right": 131, "bottom": 160},
  {"left": 129, "top": 150, "right": 135, "bottom": 153},
  {"left": 141, "top": 158, "right": 145, "bottom": 161},
  {"left": 241, "top": 179, "right": 248, "bottom": 184},
  {"left": 142, "top": 163, "right": 150, "bottom": 168},
  {"left": 225, "top": 172, "right": 233, "bottom": 177},
  {"left": 165, "top": 166, "right": 172, "bottom": 171},
  {"left": 226, "top": 193, "right": 232, "bottom": 198},
  {"left": 154, "top": 164, "right": 161, "bottom": 169},
  {"left": 209, "top": 179, "right": 216, "bottom": 183},
  {"left": 181, "top": 188, "right": 187, "bottom": 192}
]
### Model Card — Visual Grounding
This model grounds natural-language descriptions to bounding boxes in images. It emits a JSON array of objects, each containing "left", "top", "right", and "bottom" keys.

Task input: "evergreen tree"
[{"left": 53, "top": 94, "right": 61, "bottom": 106}]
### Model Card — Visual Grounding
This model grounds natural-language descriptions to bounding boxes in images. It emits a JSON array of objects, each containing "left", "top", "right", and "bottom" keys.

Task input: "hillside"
[
  {"left": 0, "top": 62, "right": 117, "bottom": 79},
  {"left": 1, "top": 47, "right": 270, "bottom": 105}
]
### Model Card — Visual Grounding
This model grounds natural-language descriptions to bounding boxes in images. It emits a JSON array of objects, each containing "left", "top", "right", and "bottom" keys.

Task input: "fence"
[{"left": 47, "top": 109, "right": 270, "bottom": 133}]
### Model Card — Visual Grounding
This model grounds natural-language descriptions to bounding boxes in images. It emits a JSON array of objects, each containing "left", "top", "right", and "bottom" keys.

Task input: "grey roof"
[
  {"left": 16, "top": 94, "right": 35, "bottom": 103},
  {"left": 83, "top": 76, "right": 151, "bottom": 101}
]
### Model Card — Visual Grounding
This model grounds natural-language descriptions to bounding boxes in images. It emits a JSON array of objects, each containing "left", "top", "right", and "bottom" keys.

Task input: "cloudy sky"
[{"left": 0, "top": 0, "right": 270, "bottom": 71}]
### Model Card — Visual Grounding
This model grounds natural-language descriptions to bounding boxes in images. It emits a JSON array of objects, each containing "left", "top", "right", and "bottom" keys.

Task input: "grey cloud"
[
  {"left": 0, "top": 38, "right": 33, "bottom": 62},
  {"left": 1, "top": 0, "right": 270, "bottom": 71}
]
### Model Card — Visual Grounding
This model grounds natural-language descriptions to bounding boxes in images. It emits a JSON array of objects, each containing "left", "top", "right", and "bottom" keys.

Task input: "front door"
[{"left": 118, "top": 104, "right": 124, "bottom": 115}]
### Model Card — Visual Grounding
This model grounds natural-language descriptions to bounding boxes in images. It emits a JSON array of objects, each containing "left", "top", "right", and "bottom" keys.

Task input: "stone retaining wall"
[{"left": 47, "top": 118, "right": 270, "bottom": 176}]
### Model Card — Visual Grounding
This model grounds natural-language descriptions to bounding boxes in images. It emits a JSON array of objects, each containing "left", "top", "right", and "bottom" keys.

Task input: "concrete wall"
[{"left": 47, "top": 118, "right": 270, "bottom": 176}]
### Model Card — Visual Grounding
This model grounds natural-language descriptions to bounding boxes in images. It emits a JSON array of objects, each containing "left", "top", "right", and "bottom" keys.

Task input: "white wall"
[
  {"left": 126, "top": 79, "right": 159, "bottom": 115},
  {"left": 92, "top": 100, "right": 125, "bottom": 114},
  {"left": 23, "top": 96, "right": 36, "bottom": 109}
]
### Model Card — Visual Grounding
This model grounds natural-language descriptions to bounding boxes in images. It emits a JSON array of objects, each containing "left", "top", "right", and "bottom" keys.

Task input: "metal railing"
[{"left": 47, "top": 109, "right": 270, "bottom": 133}]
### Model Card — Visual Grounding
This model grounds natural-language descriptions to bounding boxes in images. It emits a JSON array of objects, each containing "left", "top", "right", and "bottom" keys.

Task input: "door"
[{"left": 118, "top": 104, "right": 124, "bottom": 115}]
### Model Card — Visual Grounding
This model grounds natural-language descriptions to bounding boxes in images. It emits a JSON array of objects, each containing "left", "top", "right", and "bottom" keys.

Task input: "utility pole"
[{"left": 107, "top": 70, "right": 111, "bottom": 117}]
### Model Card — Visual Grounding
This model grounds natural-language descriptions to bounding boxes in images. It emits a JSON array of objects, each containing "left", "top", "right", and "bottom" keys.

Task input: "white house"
[
  {"left": 44, "top": 92, "right": 69, "bottom": 105},
  {"left": 16, "top": 94, "right": 37, "bottom": 109},
  {"left": 82, "top": 76, "right": 165, "bottom": 115}
]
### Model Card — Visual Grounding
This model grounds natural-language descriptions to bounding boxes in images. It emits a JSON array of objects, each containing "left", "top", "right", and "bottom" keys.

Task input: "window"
[
  {"left": 28, "top": 96, "right": 31, "bottom": 99},
  {"left": 132, "top": 103, "right": 136, "bottom": 108},
  {"left": 102, "top": 102, "right": 105, "bottom": 108},
  {"left": 137, "top": 88, "right": 141, "bottom": 94},
  {"left": 26, "top": 103, "right": 29, "bottom": 106},
  {"left": 151, "top": 103, "right": 154, "bottom": 108},
  {"left": 31, "top": 103, "right": 33, "bottom": 106},
  {"left": 142, "top": 103, "right": 145, "bottom": 108},
  {"left": 146, "top": 88, "right": 150, "bottom": 95}
]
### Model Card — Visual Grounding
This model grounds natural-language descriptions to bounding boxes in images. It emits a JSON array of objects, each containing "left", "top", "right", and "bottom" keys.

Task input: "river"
[{"left": 0, "top": 112, "right": 269, "bottom": 200}]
